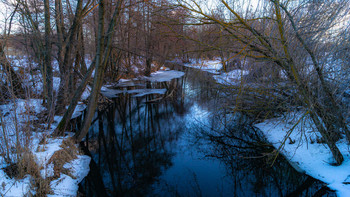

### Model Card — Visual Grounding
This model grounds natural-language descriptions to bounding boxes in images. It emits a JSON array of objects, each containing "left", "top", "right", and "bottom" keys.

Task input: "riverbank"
[
  {"left": 0, "top": 55, "right": 92, "bottom": 196},
  {"left": 1, "top": 57, "right": 342, "bottom": 196},
  {"left": 0, "top": 58, "right": 182, "bottom": 196},
  {"left": 0, "top": 99, "right": 90, "bottom": 196},
  {"left": 79, "top": 65, "right": 328, "bottom": 196},
  {"left": 255, "top": 113, "right": 350, "bottom": 196},
  {"left": 184, "top": 58, "right": 350, "bottom": 196}
]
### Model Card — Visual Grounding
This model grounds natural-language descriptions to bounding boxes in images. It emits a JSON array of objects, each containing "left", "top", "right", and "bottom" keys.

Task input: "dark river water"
[{"left": 78, "top": 66, "right": 335, "bottom": 197}]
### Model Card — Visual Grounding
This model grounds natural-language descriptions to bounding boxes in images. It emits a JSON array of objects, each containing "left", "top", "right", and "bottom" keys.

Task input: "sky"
[{"left": 0, "top": 2, "right": 12, "bottom": 33}]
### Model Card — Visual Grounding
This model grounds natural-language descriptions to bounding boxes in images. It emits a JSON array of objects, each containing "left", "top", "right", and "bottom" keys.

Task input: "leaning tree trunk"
[
  {"left": 75, "top": 0, "right": 123, "bottom": 142},
  {"left": 309, "top": 111, "right": 344, "bottom": 164},
  {"left": 272, "top": 1, "right": 344, "bottom": 165},
  {"left": 55, "top": 0, "right": 83, "bottom": 114},
  {"left": 278, "top": 3, "right": 350, "bottom": 144},
  {"left": 54, "top": 58, "right": 96, "bottom": 136}
]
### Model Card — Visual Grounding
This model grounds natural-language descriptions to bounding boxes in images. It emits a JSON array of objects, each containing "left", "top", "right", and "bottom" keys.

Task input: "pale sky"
[{"left": 0, "top": 2, "right": 12, "bottom": 33}]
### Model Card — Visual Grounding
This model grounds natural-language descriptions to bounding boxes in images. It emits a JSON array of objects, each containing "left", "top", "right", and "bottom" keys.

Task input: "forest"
[{"left": 0, "top": 0, "right": 350, "bottom": 196}]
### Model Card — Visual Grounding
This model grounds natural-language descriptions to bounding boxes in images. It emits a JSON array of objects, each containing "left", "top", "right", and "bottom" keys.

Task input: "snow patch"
[
  {"left": 0, "top": 173, "right": 33, "bottom": 197},
  {"left": 184, "top": 59, "right": 223, "bottom": 74},
  {"left": 71, "top": 103, "right": 87, "bottom": 119},
  {"left": 255, "top": 112, "right": 350, "bottom": 196},
  {"left": 144, "top": 70, "right": 185, "bottom": 82},
  {"left": 41, "top": 163, "right": 55, "bottom": 179},
  {"left": 0, "top": 98, "right": 90, "bottom": 197},
  {"left": 48, "top": 174, "right": 80, "bottom": 197},
  {"left": 214, "top": 70, "right": 249, "bottom": 85}
]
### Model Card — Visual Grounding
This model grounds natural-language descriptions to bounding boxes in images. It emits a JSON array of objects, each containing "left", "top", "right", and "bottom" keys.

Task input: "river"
[{"left": 78, "top": 66, "right": 335, "bottom": 196}]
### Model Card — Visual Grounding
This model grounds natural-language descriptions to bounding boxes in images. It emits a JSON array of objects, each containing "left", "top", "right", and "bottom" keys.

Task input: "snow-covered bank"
[
  {"left": 0, "top": 99, "right": 90, "bottom": 196},
  {"left": 213, "top": 70, "right": 249, "bottom": 85},
  {"left": 184, "top": 59, "right": 350, "bottom": 196},
  {"left": 255, "top": 112, "right": 350, "bottom": 196},
  {"left": 0, "top": 55, "right": 94, "bottom": 196},
  {"left": 0, "top": 62, "right": 186, "bottom": 195},
  {"left": 184, "top": 59, "right": 222, "bottom": 74},
  {"left": 144, "top": 70, "right": 185, "bottom": 82},
  {"left": 48, "top": 154, "right": 90, "bottom": 197},
  {"left": 183, "top": 59, "right": 250, "bottom": 85}
]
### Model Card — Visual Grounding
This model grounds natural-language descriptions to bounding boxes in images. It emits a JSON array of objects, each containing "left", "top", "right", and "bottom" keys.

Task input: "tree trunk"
[
  {"left": 44, "top": 0, "right": 54, "bottom": 124},
  {"left": 272, "top": 0, "right": 344, "bottom": 165},
  {"left": 145, "top": 57, "right": 152, "bottom": 77},
  {"left": 55, "top": 0, "right": 84, "bottom": 114},
  {"left": 309, "top": 111, "right": 344, "bottom": 165},
  {"left": 278, "top": 2, "right": 350, "bottom": 144},
  {"left": 75, "top": 0, "right": 123, "bottom": 142},
  {"left": 54, "top": 58, "right": 96, "bottom": 136}
]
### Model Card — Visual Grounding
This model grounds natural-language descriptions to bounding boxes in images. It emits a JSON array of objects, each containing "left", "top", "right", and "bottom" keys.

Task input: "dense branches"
[{"left": 176, "top": 0, "right": 350, "bottom": 165}]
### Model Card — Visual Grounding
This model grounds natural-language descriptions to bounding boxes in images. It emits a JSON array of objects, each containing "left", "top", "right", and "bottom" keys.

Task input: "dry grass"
[
  {"left": 2, "top": 150, "right": 53, "bottom": 196},
  {"left": 32, "top": 176, "right": 53, "bottom": 197},
  {"left": 2, "top": 137, "right": 81, "bottom": 196},
  {"left": 48, "top": 138, "right": 79, "bottom": 179},
  {"left": 17, "top": 151, "right": 40, "bottom": 179},
  {"left": 2, "top": 150, "right": 39, "bottom": 180}
]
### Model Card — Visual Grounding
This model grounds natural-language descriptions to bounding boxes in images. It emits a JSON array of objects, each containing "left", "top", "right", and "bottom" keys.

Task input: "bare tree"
[
  {"left": 75, "top": 0, "right": 124, "bottom": 142},
  {"left": 54, "top": 0, "right": 97, "bottom": 114},
  {"left": 43, "top": 0, "right": 53, "bottom": 123},
  {"left": 176, "top": 0, "right": 350, "bottom": 165}
]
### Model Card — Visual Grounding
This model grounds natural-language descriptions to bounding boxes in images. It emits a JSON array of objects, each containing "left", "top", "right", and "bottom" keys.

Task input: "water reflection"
[
  {"left": 79, "top": 67, "right": 335, "bottom": 197},
  {"left": 198, "top": 114, "right": 332, "bottom": 196}
]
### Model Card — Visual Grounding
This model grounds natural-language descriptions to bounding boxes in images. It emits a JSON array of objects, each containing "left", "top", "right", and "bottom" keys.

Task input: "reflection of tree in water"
[
  {"left": 79, "top": 85, "right": 187, "bottom": 196},
  {"left": 182, "top": 67, "right": 335, "bottom": 196},
  {"left": 199, "top": 110, "right": 335, "bottom": 197},
  {"left": 79, "top": 67, "right": 336, "bottom": 196}
]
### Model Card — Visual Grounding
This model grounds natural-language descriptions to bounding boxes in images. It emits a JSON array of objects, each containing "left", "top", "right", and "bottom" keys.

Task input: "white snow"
[
  {"left": 184, "top": 59, "right": 223, "bottom": 74},
  {"left": 114, "top": 79, "right": 136, "bottom": 87},
  {"left": 160, "top": 66, "right": 170, "bottom": 71},
  {"left": 144, "top": 70, "right": 185, "bottom": 82},
  {"left": 184, "top": 59, "right": 350, "bottom": 196},
  {"left": 183, "top": 59, "right": 249, "bottom": 85},
  {"left": 71, "top": 103, "right": 87, "bottom": 119},
  {"left": 49, "top": 155, "right": 90, "bottom": 197},
  {"left": 0, "top": 173, "right": 33, "bottom": 197},
  {"left": 62, "top": 155, "right": 91, "bottom": 182},
  {"left": 119, "top": 78, "right": 132, "bottom": 83},
  {"left": 255, "top": 112, "right": 350, "bottom": 196},
  {"left": 41, "top": 163, "right": 55, "bottom": 179},
  {"left": 48, "top": 174, "right": 80, "bottom": 197},
  {"left": 34, "top": 138, "right": 64, "bottom": 167},
  {"left": 0, "top": 99, "right": 46, "bottom": 115},
  {"left": 0, "top": 55, "right": 95, "bottom": 196},
  {"left": 0, "top": 99, "right": 47, "bottom": 150},
  {"left": 81, "top": 87, "right": 91, "bottom": 100},
  {"left": 214, "top": 70, "right": 249, "bottom": 85},
  {"left": 0, "top": 99, "right": 90, "bottom": 197},
  {"left": 100, "top": 89, "right": 125, "bottom": 98},
  {"left": 100, "top": 69, "right": 183, "bottom": 98}
]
